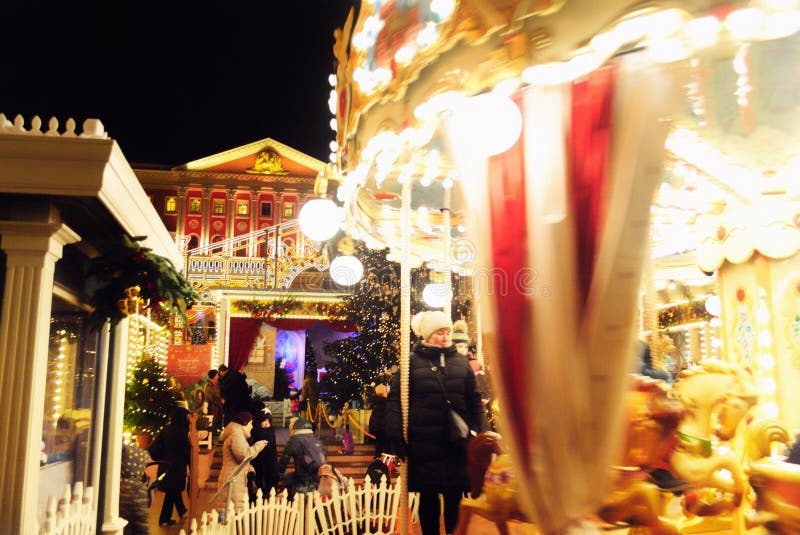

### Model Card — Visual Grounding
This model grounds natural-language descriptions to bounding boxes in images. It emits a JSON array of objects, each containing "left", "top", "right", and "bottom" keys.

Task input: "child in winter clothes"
[{"left": 216, "top": 412, "right": 267, "bottom": 520}]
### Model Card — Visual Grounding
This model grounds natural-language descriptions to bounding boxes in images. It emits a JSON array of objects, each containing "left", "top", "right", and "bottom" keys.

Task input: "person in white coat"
[{"left": 215, "top": 412, "right": 267, "bottom": 521}]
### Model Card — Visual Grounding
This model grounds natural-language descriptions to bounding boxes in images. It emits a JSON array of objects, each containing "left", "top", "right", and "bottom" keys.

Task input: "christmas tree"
[
  {"left": 305, "top": 331, "right": 317, "bottom": 379},
  {"left": 321, "top": 244, "right": 422, "bottom": 411},
  {"left": 124, "top": 357, "right": 181, "bottom": 439}
]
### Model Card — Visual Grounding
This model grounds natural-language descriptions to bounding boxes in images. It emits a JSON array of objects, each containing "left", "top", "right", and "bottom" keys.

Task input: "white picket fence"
[
  {"left": 182, "top": 476, "right": 419, "bottom": 535},
  {"left": 38, "top": 482, "right": 97, "bottom": 535}
]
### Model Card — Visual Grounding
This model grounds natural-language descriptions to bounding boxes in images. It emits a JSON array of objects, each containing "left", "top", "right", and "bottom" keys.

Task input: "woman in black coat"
[
  {"left": 386, "top": 311, "right": 485, "bottom": 535},
  {"left": 250, "top": 405, "right": 279, "bottom": 498},
  {"left": 148, "top": 406, "right": 191, "bottom": 526}
]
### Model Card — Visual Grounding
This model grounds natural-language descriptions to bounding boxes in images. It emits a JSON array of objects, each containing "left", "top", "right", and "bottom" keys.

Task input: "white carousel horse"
[{"left": 669, "top": 360, "right": 759, "bottom": 516}]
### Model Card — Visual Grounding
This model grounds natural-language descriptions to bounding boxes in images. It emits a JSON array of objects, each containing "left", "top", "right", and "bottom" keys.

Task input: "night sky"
[{"left": 1, "top": 1, "right": 358, "bottom": 166}]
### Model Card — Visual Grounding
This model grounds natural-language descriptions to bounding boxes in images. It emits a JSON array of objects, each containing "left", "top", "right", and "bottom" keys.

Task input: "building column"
[
  {"left": 249, "top": 188, "right": 259, "bottom": 257},
  {"left": 0, "top": 219, "right": 80, "bottom": 535},
  {"left": 225, "top": 187, "right": 236, "bottom": 256},
  {"left": 99, "top": 318, "right": 130, "bottom": 535},
  {"left": 217, "top": 297, "right": 229, "bottom": 367},
  {"left": 200, "top": 187, "right": 212, "bottom": 249},
  {"left": 275, "top": 192, "right": 284, "bottom": 227},
  {"left": 176, "top": 186, "right": 187, "bottom": 249}
]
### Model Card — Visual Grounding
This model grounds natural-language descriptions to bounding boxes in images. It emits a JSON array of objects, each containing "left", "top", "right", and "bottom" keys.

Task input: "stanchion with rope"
[{"left": 347, "top": 413, "right": 376, "bottom": 440}]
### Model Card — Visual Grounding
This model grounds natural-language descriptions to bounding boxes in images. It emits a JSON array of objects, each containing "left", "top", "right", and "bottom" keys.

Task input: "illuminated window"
[
  {"left": 213, "top": 199, "right": 224, "bottom": 215},
  {"left": 41, "top": 299, "right": 98, "bottom": 489},
  {"left": 165, "top": 197, "right": 176, "bottom": 214},
  {"left": 260, "top": 202, "right": 272, "bottom": 218},
  {"left": 189, "top": 198, "right": 201, "bottom": 214},
  {"left": 283, "top": 203, "right": 295, "bottom": 218},
  {"left": 236, "top": 200, "right": 249, "bottom": 216}
]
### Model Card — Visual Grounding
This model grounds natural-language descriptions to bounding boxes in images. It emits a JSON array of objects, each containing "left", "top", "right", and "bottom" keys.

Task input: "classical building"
[{"left": 133, "top": 138, "right": 348, "bottom": 391}]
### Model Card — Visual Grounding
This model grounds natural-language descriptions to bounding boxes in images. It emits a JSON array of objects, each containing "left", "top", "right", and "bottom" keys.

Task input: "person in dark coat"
[
  {"left": 788, "top": 434, "right": 800, "bottom": 464},
  {"left": 278, "top": 417, "right": 327, "bottom": 499},
  {"left": 386, "top": 310, "right": 485, "bottom": 535},
  {"left": 218, "top": 364, "right": 251, "bottom": 426},
  {"left": 148, "top": 406, "right": 191, "bottom": 526},
  {"left": 119, "top": 442, "right": 150, "bottom": 534},
  {"left": 368, "top": 383, "right": 388, "bottom": 458},
  {"left": 250, "top": 403, "right": 279, "bottom": 498},
  {"left": 638, "top": 340, "right": 671, "bottom": 382}
]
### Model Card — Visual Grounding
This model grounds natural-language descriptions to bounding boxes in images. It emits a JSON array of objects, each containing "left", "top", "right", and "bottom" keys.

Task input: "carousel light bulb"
[
  {"left": 648, "top": 37, "right": 691, "bottom": 63},
  {"left": 328, "top": 74, "right": 337, "bottom": 87},
  {"left": 299, "top": 198, "right": 343, "bottom": 241},
  {"left": 764, "top": 10, "right": 800, "bottom": 38},
  {"left": 448, "top": 93, "right": 522, "bottom": 157},
  {"left": 329, "top": 140, "right": 338, "bottom": 152},
  {"left": 755, "top": 308, "right": 770, "bottom": 322},
  {"left": 684, "top": 16, "right": 721, "bottom": 48},
  {"left": 726, "top": 8, "right": 765, "bottom": 40},
  {"left": 329, "top": 255, "right": 364, "bottom": 286},
  {"left": 423, "top": 283, "right": 453, "bottom": 308},
  {"left": 704, "top": 295, "right": 721, "bottom": 316},
  {"left": 330, "top": 118, "right": 338, "bottom": 131},
  {"left": 764, "top": 402, "right": 779, "bottom": 418},
  {"left": 758, "top": 330, "right": 773, "bottom": 347}
]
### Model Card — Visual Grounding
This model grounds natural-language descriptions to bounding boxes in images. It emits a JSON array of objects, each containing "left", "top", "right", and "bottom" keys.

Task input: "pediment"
[{"left": 176, "top": 138, "right": 326, "bottom": 177}]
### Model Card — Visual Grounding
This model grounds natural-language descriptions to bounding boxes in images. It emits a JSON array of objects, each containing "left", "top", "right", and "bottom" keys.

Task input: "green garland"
[
  {"left": 87, "top": 235, "right": 199, "bottom": 331},
  {"left": 658, "top": 298, "right": 711, "bottom": 330},
  {"left": 232, "top": 298, "right": 344, "bottom": 320}
]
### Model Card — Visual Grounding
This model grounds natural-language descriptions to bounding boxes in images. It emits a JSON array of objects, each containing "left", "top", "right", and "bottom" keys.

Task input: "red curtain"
[
  {"left": 487, "top": 95, "right": 532, "bottom": 452},
  {"left": 568, "top": 65, "right": 616, "bottom": 305},
  {"left": 228, "top": 318, "right": 262, "bottom": 371}
]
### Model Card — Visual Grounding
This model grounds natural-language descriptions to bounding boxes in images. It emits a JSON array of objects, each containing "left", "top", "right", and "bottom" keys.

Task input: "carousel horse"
[
  {"left": 452, "top": 431, "right": 527, "bottom": 535},
  {"left": 456, "top": 377, "right": 685, "bottom": 535},
  {"left": 744, "top": 418, "right": 800, "bottom": 534},
  {"left": 597, "top": 375, "right": 684, "bottom": 535},
  {"left": 669, "top": 360, "right": 758, "bottom": 518}
]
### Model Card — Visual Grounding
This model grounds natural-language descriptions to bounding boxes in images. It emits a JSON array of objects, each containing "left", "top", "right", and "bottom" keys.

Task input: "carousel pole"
[
  {"left": 442, "top": 188, "right": 452, "bottom": 319},
  {"left": 399, "top": 180, "right": 411, "bottom": 535}
]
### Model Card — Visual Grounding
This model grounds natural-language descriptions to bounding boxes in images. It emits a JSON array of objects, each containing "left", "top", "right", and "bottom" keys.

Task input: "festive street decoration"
[
  {"left": 321, "top": 244, "right": 423, "bottom": 411},
  {"left": 231, "top": 298, "right": 345, "bottom": 320},
  {"left": 87, "top": 235, "right": 199, "bottom": 330},
  {"left": 124, "top": 356, "right": 180, "bottom": 441},
  {"left": 658, "top": 298, "right": 712, "bottom": 330}
]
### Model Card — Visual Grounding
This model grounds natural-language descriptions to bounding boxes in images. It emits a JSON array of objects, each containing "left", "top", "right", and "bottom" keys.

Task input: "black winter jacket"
[
  {"left": 148, "top": 421, "right": 190, "bottom": 493},
  {"left": 278, "top": 430, "right": 327, "bottom": 485},
  {"left": 251, "top": 426, "right": 279, "bottom": 495},
  {"left": 385, "top": 343, "right": 485, "bottom": 492}
]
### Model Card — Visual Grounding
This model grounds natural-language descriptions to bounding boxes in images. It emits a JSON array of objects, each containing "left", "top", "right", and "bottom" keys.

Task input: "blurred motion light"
[
  {"left": 448, "top": 93, "right": 522, "bottom": 157},
  {"left": 299, "top": 198, "right": 343, "bottom": 241},
  {"left": 330, "top": 255, "right": 364, "bottom": 286}
]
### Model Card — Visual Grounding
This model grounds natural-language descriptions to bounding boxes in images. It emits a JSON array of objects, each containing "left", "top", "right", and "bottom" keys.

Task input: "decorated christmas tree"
[
  {"left": 124, "top": 357, "right": 181, "bottom": 439},
  {"left": 321, "top": 244, "right": 421, "bottom": 411},
  {"left": 305, "top": 331, "right": 317, "bottom": 379}
]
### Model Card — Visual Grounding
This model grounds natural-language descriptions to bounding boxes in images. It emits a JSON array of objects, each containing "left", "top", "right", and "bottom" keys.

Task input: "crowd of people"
[{"left": 136, "top": 313, "right": 494, "bottom": 533}]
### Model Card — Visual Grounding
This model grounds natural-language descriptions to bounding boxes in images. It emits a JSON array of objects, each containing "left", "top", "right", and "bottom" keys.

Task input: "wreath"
[{"left": 87, "top": 235, "right": 199, "bottom": 330}]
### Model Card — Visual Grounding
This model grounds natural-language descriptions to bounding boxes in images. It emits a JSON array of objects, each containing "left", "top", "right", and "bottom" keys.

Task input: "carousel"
[{"left": 325, "top": 0, "right": 800, "bottom": 533}]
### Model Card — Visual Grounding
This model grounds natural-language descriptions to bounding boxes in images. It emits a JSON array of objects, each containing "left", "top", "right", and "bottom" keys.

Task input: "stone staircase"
[{"left": 203, "top": 440, "right": 378, "bottom": 490}]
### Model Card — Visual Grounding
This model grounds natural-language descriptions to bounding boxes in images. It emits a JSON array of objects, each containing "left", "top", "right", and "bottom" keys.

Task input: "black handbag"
[{"left": 432, "top": 357, "right": 471, "bottom": 446}]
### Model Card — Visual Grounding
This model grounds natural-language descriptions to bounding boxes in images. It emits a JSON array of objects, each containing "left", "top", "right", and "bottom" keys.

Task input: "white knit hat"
[{"left": 411, "top": 310, "right": 453, "bottom": 341}]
